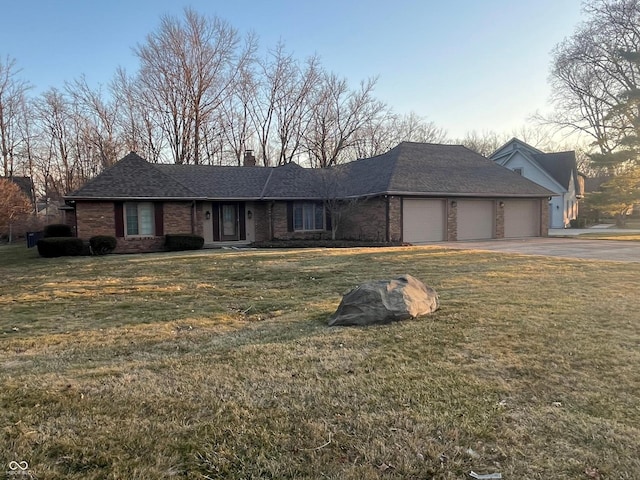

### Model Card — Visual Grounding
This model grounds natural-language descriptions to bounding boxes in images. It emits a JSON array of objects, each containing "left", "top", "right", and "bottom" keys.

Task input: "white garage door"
[
  {"left": 504, "top": 199, "right": 540, "bottom": 238},
  {"left": 403, "top": 199, "right": 445, "bottom": 243},
  {"left": 457, "top": 200, "right": 494, "bottom": 240}
]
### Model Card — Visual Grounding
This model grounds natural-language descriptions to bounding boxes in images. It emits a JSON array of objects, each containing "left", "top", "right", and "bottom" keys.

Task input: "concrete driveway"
[{"left": 434, "top": 237, "right": 640, "bottom": 262}]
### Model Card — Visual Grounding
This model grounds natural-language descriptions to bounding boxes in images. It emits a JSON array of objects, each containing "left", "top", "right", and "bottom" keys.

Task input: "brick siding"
[
  {"left": 540, "top": 199, "right": 549, "bottom": 237},
  {"left": 495, "top": 201, "right": 505, "bottom": 239},
  {"left": 164, "top": 202, "right": 193, "bottom": 235},
  {"left": 447, "top": 200, "right": 457, "bottom": 241},
  {"left": 75, "top": 200, "right": 195, "bottom": 253},
  {"left": 253, "top": 203, "right": 271, "bottom": 242},
  {"left": 387, "top": 196, "right": 402, "bottom": 242},
  {"left": 76, "top": 202, "right": 116, "bottom": 238}
]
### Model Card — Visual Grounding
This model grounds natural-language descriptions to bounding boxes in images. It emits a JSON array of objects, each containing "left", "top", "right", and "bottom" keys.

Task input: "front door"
[
  {"left": 213, "top": 202, "right": 246, "bottom": 242},
  {"left": 221, "top": 203, "right": 238, "bottom": 241}
]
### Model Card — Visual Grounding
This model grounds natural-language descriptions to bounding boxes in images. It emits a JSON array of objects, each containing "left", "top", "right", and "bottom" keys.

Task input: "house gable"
[{"left": 490, "top": 137, "right": 543, "bottom": 161}]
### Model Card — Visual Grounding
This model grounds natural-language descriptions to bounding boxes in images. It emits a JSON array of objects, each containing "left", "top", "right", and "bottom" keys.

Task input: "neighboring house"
[
  {"left": 3, "top": 176, "right": 36, "bottom": 210},
  {"left": 490, "top": 138, "right": 585, "bottom": 228},
  {"left": 65, "top": 142, "right": 554, "bottom": 253}
]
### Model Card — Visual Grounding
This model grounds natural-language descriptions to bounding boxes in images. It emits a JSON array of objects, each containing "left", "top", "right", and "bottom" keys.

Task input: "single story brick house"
[{"left": 64, "top": 142, "right": 554, "bottom": 253}]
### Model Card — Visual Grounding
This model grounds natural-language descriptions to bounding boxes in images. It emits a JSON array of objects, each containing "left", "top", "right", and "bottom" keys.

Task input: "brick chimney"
[{"left": 243, "top": 150, "right": 256, "bottom": 167}]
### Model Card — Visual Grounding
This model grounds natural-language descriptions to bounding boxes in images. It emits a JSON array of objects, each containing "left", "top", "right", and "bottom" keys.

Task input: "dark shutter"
[
  {"left": 286, "top": 202, "right": 294, "bottom": 232},
  {"left": 325, "top": 205, "right": 332, "bottom": 232},
  {"left": 114, "top": 202, "right": 124, "bottom": 238},
  {"left": 239, "top": 203, "right": 246, "bottom": 240},
  {"left": 154, "top": 202, "right": 164, "bottom": 236},
  {"left": 213, "top": 204, "right": 220, "bottom": 241}
]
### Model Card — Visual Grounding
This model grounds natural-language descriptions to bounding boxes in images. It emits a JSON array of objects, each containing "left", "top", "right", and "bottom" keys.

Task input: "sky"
[{"left": 0, "top": 0, "right": 585, "bottom": 139}]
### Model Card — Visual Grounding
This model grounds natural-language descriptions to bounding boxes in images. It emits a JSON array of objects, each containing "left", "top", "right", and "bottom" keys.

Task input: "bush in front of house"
[
  {"left": 90, "top": 235, "right": 117, "bottom": 255},
  {"left": 37, "top": 237, "right": 84, "bottom": 257},
  {"left": 165, "top": 234, "right": 204, "bottom": 251},
  {"left": 43, "top": 223, "right": 73, "bottom": 238}
]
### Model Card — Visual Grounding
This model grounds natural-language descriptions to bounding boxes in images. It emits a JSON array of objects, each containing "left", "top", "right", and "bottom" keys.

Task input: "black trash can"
[{"left": 26, "top": 231, "right": 44, "bottom": 248}]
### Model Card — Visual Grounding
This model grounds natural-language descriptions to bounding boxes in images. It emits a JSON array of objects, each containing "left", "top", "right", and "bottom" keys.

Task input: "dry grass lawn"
[{"left": 1, "top": 244, "right": 639, "bottom": 479}]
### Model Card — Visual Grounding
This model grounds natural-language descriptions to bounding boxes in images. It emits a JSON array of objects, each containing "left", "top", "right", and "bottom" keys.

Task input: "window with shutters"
[
  {"left": 293, "top": 202, "right": 324, "bottom": 231},
  {"left": 124, "top": 202, "right": 155, "bottom": 236}
]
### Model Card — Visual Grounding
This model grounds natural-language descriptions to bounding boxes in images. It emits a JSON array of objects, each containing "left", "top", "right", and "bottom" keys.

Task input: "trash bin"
[{"left": 26, "top": 231, "right": 44, "bottom": 248}]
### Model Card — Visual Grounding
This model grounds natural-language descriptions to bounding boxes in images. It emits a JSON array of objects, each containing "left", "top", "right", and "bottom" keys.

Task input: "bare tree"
[
  {"left": 35, "top": 88, "right": 78, "bottom": 196},
  {"left": 66, "top": 76, "right": 122, "bottom": 169},
  {"left": 134, "top": 8, "right": 254, "bottom": 164},
  {"left": 111, "top": 67, "right": 165, "bottom": 162},
  {"left": 453, "top": 130, "right": 508, "bottom": 157},
  {"left": 317, "top": 166, "right": 363, "bottom": 240},
  {"left": 0, "top": 56, "right": 31, "bottom": 177},
  {"left": 545, "top": 0, "right": 640, "bottom": 171},
  {"left": 305, "top": 75, "right": 386, "bottom": 168},
  {"left": 273, "top": 53, "right": 321, "bottom": 165},
  {"left": 353, "top": 111, "right": 447, "bottom": 158},
  {"left": 247, "top": 43, "right": 320, "bottom": 166},
  {"left": 220, "top": 64, "right": 255, "bottom": 165}
]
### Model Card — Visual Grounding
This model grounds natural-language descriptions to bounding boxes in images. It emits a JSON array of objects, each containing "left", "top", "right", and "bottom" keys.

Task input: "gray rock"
[{"left": 328, "top": 274, "right": 439, "bottom": 326}]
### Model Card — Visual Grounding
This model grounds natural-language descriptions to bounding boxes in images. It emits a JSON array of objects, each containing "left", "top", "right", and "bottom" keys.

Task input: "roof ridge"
[
  {"left": 385, "top": 143, "right": 404, "bottom": 192},
  {"left": 259, "top": 168, "right": 275, "bottom": 199}
]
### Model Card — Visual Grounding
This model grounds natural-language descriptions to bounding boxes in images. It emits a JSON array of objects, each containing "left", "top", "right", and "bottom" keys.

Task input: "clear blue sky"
[{"left": 1, "top": 0, "right": 584, "bottom": 138}]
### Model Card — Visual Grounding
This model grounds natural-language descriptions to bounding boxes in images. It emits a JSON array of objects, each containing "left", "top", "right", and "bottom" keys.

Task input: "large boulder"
[{"left": 328, "top": 274, "right": 439, "bottom": 327}]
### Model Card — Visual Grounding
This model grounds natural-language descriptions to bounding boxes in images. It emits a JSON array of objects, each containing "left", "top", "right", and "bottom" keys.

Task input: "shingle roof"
[
  {"left": 155, "top": 163, "right": 272, "bottom": 199},
  {"left": 340, "top": 142, "right": 553, "bottom": 197},
  {"left": 260, "top": 162, "right": 327, "bottom": 199},
  {"left": 69, "top": 152, "right": 198, "bottom": 199},
  {"left": 531, "top": 151, "right": 577, "bottom": 190},
  {"left": 67, "top": 143, "right": 554, "bottom": 201}
]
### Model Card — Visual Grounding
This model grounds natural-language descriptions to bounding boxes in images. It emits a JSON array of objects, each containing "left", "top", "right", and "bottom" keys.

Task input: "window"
[
  {"left": 513, "top": 167, "right": 523, "bottom": 175},
  {"left": 125, "top": 202, "right": 154, "bottom": 236},
  {"left": 293, "top": 202, "right": 324, "bottom": 231}
]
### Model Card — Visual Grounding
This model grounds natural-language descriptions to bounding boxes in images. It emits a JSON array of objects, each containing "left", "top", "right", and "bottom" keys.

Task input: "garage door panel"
[
  {"left": 457, "top": 200, "right": 494, "bottom": 240},
  {"left": 403, "top": 199, "right": 445, "bottom": 243},
  {"left": 504, "top": 199, "right": 539, "bottom": 238}
]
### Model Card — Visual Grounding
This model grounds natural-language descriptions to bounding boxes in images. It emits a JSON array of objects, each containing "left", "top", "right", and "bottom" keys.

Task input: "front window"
[
  {"left": 125, "top": 202, "right": 154, "bottom": 236},
  {"left": 293, "top": 202, "right": 324, "bottom": 231}
]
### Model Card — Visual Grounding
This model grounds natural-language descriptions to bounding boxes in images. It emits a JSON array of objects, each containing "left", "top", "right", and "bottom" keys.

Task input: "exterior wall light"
[
  {"left": 205, "top": 211, "right": 211, "bottom": 220},
  {"left": 499, "top": 201, "right": 504, "bottom": 208},
  {"left": 451, "top": 200, "right": 457, "bottom": 207},
  {"left": 247, "top": 210, "right": 253, "bottom": 219}
]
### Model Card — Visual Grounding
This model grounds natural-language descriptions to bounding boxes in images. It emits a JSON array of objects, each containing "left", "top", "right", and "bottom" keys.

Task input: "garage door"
[
  {"left": 457, "top": 200, "right": 494, "bottom": 240},
  {"left": 504, "top": 199, "right": 540, "bottom": 238},
  {"left": 403, "top": 199, "right": 445, "bottom": 243}
]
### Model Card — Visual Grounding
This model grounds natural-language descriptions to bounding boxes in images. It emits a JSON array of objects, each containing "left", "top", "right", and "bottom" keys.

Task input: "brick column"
[
  {"left": 540, "top": 199, "right": 549, "bottom": 237},
  {"left": 495, "top": 200, "right": 505, "bottom": 239},
  {"left": 447, "top": 200, "right": 457, "bottom": 241}
]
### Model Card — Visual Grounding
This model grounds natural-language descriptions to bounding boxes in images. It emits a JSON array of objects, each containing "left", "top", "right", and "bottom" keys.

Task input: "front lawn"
[{"left": 1, "top": 244, "right": 639, "bottom": 479}]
